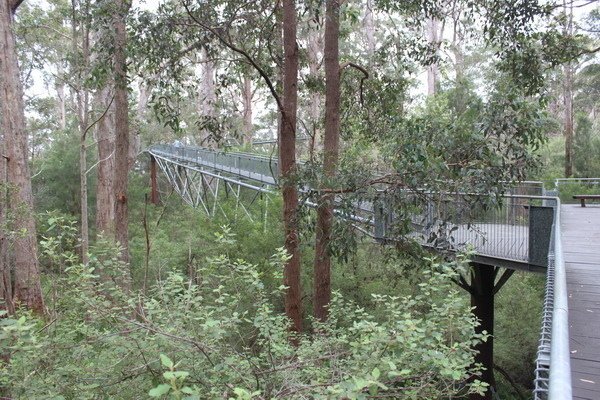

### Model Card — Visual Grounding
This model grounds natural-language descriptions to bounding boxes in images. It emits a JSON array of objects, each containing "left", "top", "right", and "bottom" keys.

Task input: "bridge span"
[{"left": 145, "top": 143, "right": 600, "bottom": 400}]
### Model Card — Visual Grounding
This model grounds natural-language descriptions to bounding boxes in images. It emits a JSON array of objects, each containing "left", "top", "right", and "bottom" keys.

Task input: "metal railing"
[
  {"left": 533, "top": 197, "right": 572, "bottom": 399},
  {"left": 149, "top": 145, "right": 557, "bottom": 266},
  {"left": 150, "top": 144, "right": 279, "bottom": 186},
  {"left": 554, "top": 177, "right": 600, "bottom": 188},
  {"left": 553, "top": 178, "right": 600, "bottom": 204},
  {"left": 372, "top": 193, "right": 555, "bottom": 266},
  {"left": 506, "top": 181, "right": 546, "bottom": 197}
]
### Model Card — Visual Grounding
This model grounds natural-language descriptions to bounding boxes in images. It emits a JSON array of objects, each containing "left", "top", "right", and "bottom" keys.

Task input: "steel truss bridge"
[{"left": 146, "top": 143, "right": 600, "bottom": 400}]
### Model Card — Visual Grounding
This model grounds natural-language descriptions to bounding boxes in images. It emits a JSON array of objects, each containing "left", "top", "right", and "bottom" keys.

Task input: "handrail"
[
  {"left": 554, "top": 177, "right": 600, "bottom": 190},
  {"left": 547, "top": 197, "right": 572, "bottom": 399},
  {"left": 534, "top": 197, "right": 572, "bottom": 399}
]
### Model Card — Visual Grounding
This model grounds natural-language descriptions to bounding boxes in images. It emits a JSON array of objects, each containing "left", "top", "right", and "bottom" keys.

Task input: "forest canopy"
[{"left": 0, "top": 0, "right": 598, "bottom": 399}]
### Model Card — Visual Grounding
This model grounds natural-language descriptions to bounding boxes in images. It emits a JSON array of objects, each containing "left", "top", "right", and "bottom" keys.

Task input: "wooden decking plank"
[{"left": 562, "top": 205, "right": 600, "bottom": 398}]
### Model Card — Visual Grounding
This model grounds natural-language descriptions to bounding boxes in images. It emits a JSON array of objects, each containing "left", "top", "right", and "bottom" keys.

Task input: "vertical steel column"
[
  {"left": 470, "top": 263, "right": 496, "bottom": 400},
  {"left": 150, "top": 155, "right": 159, "bottom": 205}
]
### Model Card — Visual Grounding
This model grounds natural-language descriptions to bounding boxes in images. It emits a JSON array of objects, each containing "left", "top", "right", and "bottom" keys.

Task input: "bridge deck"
[{"left": 562, "top": 204, "right": 600, "bottom": 399}]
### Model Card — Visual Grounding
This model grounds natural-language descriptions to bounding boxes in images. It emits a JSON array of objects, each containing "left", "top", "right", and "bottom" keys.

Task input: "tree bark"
[
  {"left": 563, "top": 0, "right": 574, "bottom": 178},
  {"left": 306, "top": 20, "right": 323, "bottom": 156},
  {"left": 242, "top": 75, "right": 253, "bottom": 145},
  {"left": 113, "top": 0, "right": 130, "bottom": 265},
  {"left": 470, "top": 265, "right": 496, "bottom": 400},
  {"left": 426, "top": 16, "right": 441, "bottom": 96},
  {"left": 72, "top": 0, "right": 90, "bottom": 264},
  {"left": 281, "top": 0, "right": 302, "bottom": 333},
  {"left": 55, "top": 73, "right": 66, "bottom": 130},
  {"left": 0, "top": 134, "right": 14, "bottom": 314},
  {"left": 0, "top": 0, "right": 45, "bottom": 314},
  {"left": 198, "top": 46, "right": 217, "bottom": 147},
  {"left": 150, "top": 155, "right": 159, "bottom": 205},
  {"left": 95, "top": 87, "right": 116, "bottom": 236},
  {"left": 130, "top": 81, "right": 149, "bottom": 168},
  {"left": 314, "top": 0, "right": 341, "bottom": 322}
]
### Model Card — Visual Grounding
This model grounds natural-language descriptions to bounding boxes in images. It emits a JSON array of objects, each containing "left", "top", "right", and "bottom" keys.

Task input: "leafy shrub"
[{"left": 1, "top": 227, "right": 487, "bottom": 399}]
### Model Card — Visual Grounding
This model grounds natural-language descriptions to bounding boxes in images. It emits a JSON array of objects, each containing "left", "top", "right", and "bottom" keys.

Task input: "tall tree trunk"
[
  {"left": 150, "top": 155, "right": 159, "bottom": 205},
  {"left": 306, "top": 21, "right": 323, "bottom": 156},
  {"left": 426, "top": 17, "right": 440, "bottom": 96},
  {"left": 73, "top": 0, "right": 90, "bottom": 264},
  {"left": 95, "top": 87, "right": 116, "bottom": 236},
  {"left": 450, "top": 7, "right": 464, "bottom": 85},
  {"left": 242, "top": 75, "right": 253, "bottom": 145},
  {"left": 113, "top": 0, "right": 130, "bottom": 265},
  {"left": 0, "top": 135, "right": 14, "bottom": 314},
  {"left": 450, "top": 9, "right": 467, "bottom": 113},
  {"left": 128, "top": 83, "right": 147, "bottom": 168},
  {"left": 563, "top": 0, "right": 574, "bottom": 178},
  {"left": 314, "top": 0, "right": 341, "bottom": 322},
  {"left": 79, "top": 131, "right": 89, "bottom": 264},
  {"left": 198, "top": 47, "right": 217, "bottom": 147},
  {"left": 364, "top": 0, "right": 375, "bottom": 56},
  {"left": 0, "top": 0, "right": 45, "bottom": 314},
  {"left": 55, "top": 72, "right": 67, "bottom": 130},
  {"left": 281, "top": 0, "right": 302, "bottom": 333}
]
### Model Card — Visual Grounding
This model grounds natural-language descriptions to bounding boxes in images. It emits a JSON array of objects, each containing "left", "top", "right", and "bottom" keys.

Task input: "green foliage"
[
  {"left": 127, "top": 172, "right": 284, "bottom": 291},
  {"left": 32, "top": 130, "right": 95, "bottom": 217},
  {"left": 38, "top": 211, "right": 80, "bottom": 273},
  {"left": 574, "top": 114, "right": 600, "bottom": 178},
  {"left": 1, "top": 221, "right": 486, "bottom": 399},
  {"left": 495, "top": 272, "right": 545, "bottom": 397}
]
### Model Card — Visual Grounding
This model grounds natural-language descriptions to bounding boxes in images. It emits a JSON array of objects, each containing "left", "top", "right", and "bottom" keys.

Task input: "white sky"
[{"left": 24, "top": 0, "right": 598, "bottom": 121}]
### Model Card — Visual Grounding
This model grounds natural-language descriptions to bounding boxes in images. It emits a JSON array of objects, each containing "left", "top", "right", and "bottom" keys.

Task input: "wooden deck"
[{"left": 562, "top": 204, "right": 600, "bottom": 399}]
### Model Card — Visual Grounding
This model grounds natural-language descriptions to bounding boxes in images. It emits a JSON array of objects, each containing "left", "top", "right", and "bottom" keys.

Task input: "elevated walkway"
[
  {"left": 146, "top": 144, "right": 554, "bottom": 272},
  {"left": 562, "top": 205, "right": 600, "bottom": 399},
  {"left": 146, "top": 143, "right": 589, "bottom": 398}
]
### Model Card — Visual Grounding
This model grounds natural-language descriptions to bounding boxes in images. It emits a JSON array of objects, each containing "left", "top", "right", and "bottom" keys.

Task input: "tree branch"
[
  {"left": 181, "top": 1, "right": 284, "bottom": 115},
  {"left": 340, "top": 62, "right": 369, "bottom": 105},
  {"left": 82, "top": 94, "right": 115, "bottom": 142},
  {"left": 574, "top": 44, "right": 600, "bottom": 58}
]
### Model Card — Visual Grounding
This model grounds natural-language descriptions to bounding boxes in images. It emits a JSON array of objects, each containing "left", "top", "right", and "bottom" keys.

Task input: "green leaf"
[
  {"left": 160, "top": 354, "right": 174, "bottom": 369},
  {"left": 371, "top": 368, "right": 380, "bottom": 379},
  {"left": 181, "top": 387, "right": 195, "bottom": 394},
  {"left": 149, "top": 384, "right": 171, "bottom": 397}
]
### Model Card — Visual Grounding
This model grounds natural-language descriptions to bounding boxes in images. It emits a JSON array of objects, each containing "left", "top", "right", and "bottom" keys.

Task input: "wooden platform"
[{"left": 562, "top": 204, "right": 600, "bottom": 399}]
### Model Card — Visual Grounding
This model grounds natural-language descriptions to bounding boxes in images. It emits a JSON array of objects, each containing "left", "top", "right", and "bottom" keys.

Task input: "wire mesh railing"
[
  {"left": 533, "top": 197, "right": 572, "bottom": 400},
  {"left": 372, "top": 193, "right": 555, "bottom": 265},
  {"left": 553, "top": 178, "right": 600, "bottom": 204},
  {"left": 150, "top": 144, "right": 279, "bottom": 186},
  {"left": 149, "top": 144, "right": 557, "bottom": 266}
]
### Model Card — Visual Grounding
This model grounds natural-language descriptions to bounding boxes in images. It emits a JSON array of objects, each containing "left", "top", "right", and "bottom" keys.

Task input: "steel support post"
[
  {"left": 150, "top": 155, "right": 159, "bottom": 205},
  {"left": 470, "top": 263, "right": 496, "bottom": 400}
]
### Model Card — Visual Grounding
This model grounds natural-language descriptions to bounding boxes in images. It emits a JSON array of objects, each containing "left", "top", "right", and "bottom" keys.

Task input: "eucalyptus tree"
[
  {"left": 300, "top": 1, "right": 595, "bottom": 398},
  {"left": 69, "top": 0, "right": 92, "bottom": 264},
  {"left": 113, "top": 0, "right": 130, "bottom": 265},
  {"left": 133, "top": 0, "right": 303, "bottom": 331},
  {"left": 0, "top": 0, "right": 45, "bottom": 314},
  {"left": 314, "top": 0, "right": 342, "bottom": 322},
  {"left": 563, "top": 0, "right": 575, "bottom": 177},
  {"left": 84, "top": 0, "right": 131, "bottom": 267}
]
